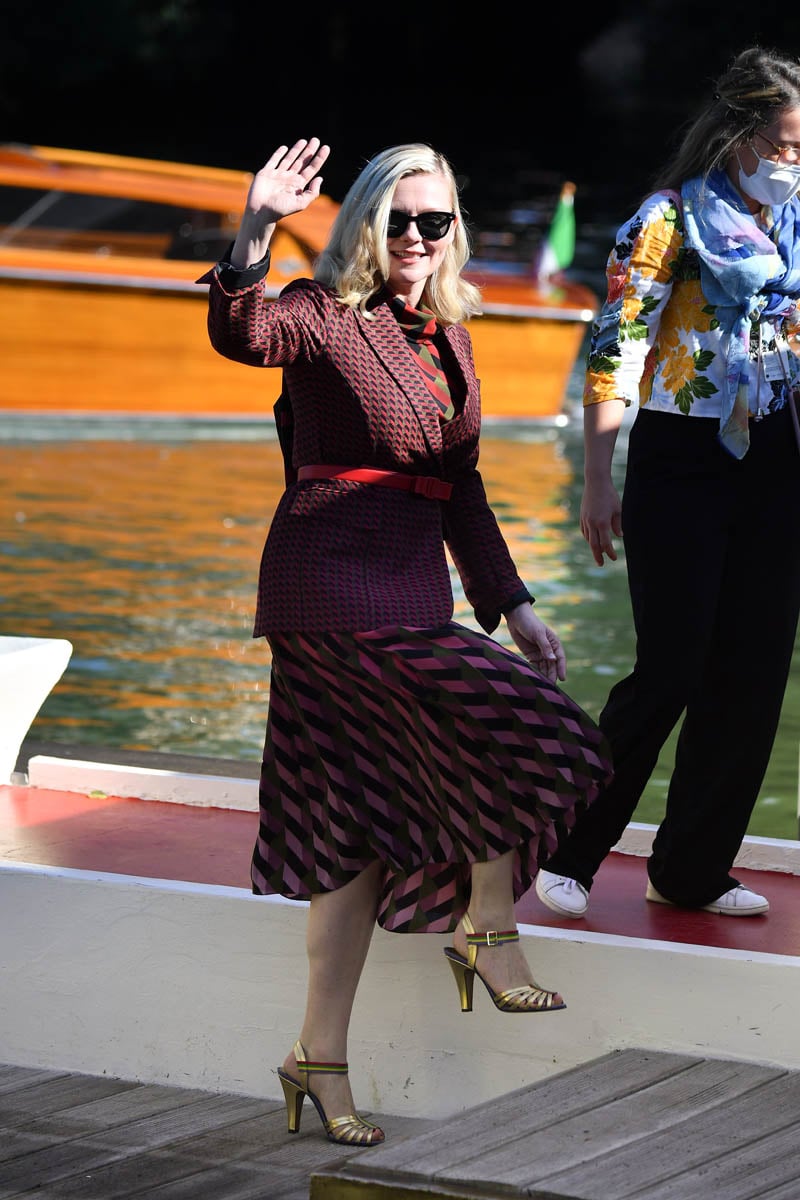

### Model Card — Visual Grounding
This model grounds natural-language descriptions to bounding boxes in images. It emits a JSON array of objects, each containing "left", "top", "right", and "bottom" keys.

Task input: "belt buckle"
[
  {"left": 413, "top": 476, "right": 439, "bottom": 499},
  {"left": 485, "top": 930, "right": 499, "bottom": 947}
]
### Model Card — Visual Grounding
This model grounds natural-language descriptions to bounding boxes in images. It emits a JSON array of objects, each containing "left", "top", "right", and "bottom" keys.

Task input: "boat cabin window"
[{"left": 0, "top": 186, "right": 234, "bottom": 261}]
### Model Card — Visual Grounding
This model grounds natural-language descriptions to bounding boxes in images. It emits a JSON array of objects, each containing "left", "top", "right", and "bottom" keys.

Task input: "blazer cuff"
[
  {"left": 195, "top": 245, "right": 271, "bottom": 288},
  {"left": 473, "top": 587, "right": 534, "bottom": 636},
  {"left": 500, "top": 586, "right": 535, "bottom": 616}
]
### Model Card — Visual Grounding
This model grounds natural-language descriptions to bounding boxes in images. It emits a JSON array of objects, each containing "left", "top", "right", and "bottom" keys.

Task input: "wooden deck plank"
[
  {"left": 0, "top": 1128, "right": 61, "bottom": 1167},
  {"left": 0, "top": 1094, "right": 276, "bottom": 1194},
  {"left": 0, "top": 1074, "right": 143, "bottom": 1124},
  {"left": 539, "top": 1071, "right": 800, "bottom": 1199},
  {"left": 0, "top": 1065, "right": 433, "bottom": 1200},
  {"left": 310, "top": 1055, "right": 800, "bottom": 1200},
  {"left": 344, "top": 1048, "right": 697, "bottom": 1176},
  {"left": 1, "top": 1115, "right": 296, "bottom": 1199},
  {"left": 242, "top": 1115, "right": 437, "bottom": 1184},
  {"left": 741, "top": 1180, "right": 800, "bottom": 1200},
  {"left": 0, "top": 1112, "right": 289, "bottom": 1196},
  {"left": 20, "top": 1084, "right": 234, "bottom": 1141},
  {"left": 144, "top": 1164, "right": 314, "bottom": 1200},
  {"left": 441, "top": 1057, "right": 783, "bottom": 1189},
  {"left": 4, "top": 1052, "right": 800, "bottom": 1200},
  {"left": 624, "top": 1121, "right": 800, "bottom": 1200},
  {"left": 0, "top": 1065, "right": 71, "bottom": 1094}
]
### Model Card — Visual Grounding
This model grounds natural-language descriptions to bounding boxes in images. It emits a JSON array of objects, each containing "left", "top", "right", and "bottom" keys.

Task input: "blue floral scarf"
[{"left": 680, "top": 168, "right": 800, "bottom": 457}]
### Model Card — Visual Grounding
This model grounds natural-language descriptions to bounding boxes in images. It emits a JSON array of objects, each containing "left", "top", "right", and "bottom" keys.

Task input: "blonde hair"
[{"left": 314, "top": 143, "right": 482, "bottom": 325}]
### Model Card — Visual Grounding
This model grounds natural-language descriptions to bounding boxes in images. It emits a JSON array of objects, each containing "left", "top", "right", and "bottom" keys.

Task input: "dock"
[
  {"left": 4, "top": 1048, "right": 800, "bottom": 1198},
  {"left": 2, "top": 742, "right": 799, "bottom": 1198}
]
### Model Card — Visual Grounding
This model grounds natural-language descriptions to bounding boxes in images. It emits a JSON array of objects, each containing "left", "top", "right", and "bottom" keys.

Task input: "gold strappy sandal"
[
  {"left": 276, "top": 1039, "right": 385, "bottom": 1146},
  {"left": 443, "top": 912, "right": 566, "bottom": 1013}
]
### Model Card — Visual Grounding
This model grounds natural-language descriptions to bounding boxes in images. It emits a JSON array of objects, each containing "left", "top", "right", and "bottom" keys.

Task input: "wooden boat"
[{"left": 0, "top": 143, "right": 597, "bottom": 421}]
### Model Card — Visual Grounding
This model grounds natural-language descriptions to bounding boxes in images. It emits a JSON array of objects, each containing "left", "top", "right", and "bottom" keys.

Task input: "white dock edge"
[
  {"left": 1, "top": 859, "right": 799, "bottom": 1119},
  {"left": 27, "top": 755, "right": 259, "bottom": 810},
  {"left": 5, "top": 755, "right": 800, "bottom": 1115},
  {"left": 25, "top": 754, "right": 800, "bottom": 873}
]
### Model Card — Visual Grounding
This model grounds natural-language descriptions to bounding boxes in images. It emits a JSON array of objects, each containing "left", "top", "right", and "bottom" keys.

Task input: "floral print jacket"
[{"left": 584, "top": 190, "right": 800, "bottom": 416}]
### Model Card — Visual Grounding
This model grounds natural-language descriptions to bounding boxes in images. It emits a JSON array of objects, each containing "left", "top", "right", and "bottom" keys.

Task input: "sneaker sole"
[
  {"left": 645, "top": 881, "right": 769, "bottom": 916},
  {"left": 702, "top": 897, "right": 770, "bottom": 915},
  {"left": 535, "top": 877, "right": 588, "bottom": 918}
]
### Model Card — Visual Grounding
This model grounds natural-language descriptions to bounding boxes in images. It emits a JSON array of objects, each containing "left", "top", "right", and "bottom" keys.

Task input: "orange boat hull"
[{"left": 1, "top": 276, "right": 591, "bottom": 420}]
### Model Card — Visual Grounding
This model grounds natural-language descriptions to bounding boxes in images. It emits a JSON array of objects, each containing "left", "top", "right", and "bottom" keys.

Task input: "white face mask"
[{"left": 738, "top": 148, "right": 800, "bottom": 206}]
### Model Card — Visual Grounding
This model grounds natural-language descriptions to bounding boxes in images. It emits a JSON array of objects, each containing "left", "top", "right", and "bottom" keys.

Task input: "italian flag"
[{"left": 535, "top": 180, "right": 576, "bottom": 281}]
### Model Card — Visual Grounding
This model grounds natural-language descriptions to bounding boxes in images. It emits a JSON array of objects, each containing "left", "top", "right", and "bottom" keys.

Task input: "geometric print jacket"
[{"left": 204, "top": 262, "right": 531, "bottom": 636}]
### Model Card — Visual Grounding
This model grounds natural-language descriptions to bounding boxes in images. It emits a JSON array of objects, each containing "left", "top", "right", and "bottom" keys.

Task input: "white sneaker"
[
  {"left": 645, "top": 881, "right": 769, "bottom": 916},
  {"left": 535, "top": 869, "right": 589, "bottom": 917}
]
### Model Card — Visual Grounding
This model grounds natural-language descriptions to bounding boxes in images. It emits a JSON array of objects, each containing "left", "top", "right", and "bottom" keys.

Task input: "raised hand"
[
  {"left": 230, "top": 138, "right": 331, "bottom": 268},
  {"left": 244, "top": 138, "right": 331, "bottom": 223}
]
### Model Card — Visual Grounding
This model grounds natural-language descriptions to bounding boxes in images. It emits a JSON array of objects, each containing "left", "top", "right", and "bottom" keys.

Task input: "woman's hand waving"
[
  {"left": 231, "top": 137, "right": 330, "bottom": 268},
  {"left": 245, "top": 138, "right": 331, "bottom": 222}
]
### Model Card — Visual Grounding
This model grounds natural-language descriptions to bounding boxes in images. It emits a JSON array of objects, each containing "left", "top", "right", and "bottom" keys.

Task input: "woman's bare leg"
[
  {"left": 455, "top": 851, "right": 563, "bottom": 1003},
  {"left": 281, "top": 859, "right": 382, "bottom": 1118}
]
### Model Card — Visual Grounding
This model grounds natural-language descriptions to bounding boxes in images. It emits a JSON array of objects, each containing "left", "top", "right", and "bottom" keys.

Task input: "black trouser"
[{"left": 545, "top": 404, "right": 800, "bottom": 907}]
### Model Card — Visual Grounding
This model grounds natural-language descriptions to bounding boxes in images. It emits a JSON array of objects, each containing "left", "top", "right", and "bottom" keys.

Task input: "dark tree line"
[{"left": 2, "top": 3, "right": 795, "bottom": 221}]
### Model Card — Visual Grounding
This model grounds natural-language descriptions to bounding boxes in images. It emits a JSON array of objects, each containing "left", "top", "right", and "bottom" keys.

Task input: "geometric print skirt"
[{"left": 251, "top": 622, "right": 613, "bottom": 933}]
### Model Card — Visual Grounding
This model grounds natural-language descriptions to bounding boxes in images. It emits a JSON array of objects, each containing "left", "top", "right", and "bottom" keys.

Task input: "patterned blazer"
[{"left": 204, "top": 263, "right": 531, "bottom": 635}]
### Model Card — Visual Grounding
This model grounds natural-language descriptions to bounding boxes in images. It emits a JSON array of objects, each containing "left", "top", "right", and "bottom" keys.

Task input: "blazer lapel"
[
  {"left": 356, "top": 303, "right": 445, "bottom": 460},
  {"left": 443, "top": 325, "right": 480, "bottom": 429}
]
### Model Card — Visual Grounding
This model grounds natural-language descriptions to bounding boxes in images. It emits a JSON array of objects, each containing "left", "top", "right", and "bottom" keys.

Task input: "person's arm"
[
  {"left": 580, "top": 398, "right": 626, "bottom": 566},
  {"left": 578, "top": 191, "right": 680, "bottom": 565},
  {"left": 200, "top": 138, "right": 332, "bottom": 369}
]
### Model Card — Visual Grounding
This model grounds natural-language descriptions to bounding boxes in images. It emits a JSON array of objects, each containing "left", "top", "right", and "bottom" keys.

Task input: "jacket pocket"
[{"left": 288, "top": 481, "right": 382, "bottom": 531}]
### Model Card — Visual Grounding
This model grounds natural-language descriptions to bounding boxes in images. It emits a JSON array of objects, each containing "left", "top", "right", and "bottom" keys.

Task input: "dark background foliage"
[{"left": 2, "top": 4, "right": 797, "bottom": 225}]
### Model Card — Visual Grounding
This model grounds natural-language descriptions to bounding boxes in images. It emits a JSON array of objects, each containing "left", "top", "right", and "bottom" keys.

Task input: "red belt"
[{"left": 297, "top": 465, "right": 452, "bottom": 501}]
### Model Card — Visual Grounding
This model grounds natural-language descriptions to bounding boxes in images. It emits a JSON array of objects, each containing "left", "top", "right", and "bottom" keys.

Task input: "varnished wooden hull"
[{"left": 0, "top": 276, "right": 591, "bottom": 420}]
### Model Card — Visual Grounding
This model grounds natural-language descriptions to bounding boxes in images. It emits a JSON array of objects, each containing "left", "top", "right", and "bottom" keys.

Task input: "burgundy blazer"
[{"left": 204, "top": 264, "right": 531, "bottom": 635}]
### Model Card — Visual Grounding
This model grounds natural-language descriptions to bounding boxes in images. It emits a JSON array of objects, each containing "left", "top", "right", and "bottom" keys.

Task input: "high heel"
[
  {"left": 443, "top": 912, "right": 566, "bottom": 1013},
  {"left": 276, "top": 1039, "right": 385, "bottom": 1146}
]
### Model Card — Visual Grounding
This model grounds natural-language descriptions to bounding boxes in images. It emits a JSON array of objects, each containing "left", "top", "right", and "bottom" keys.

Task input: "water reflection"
[{"left": 1, "top": 413, "right": 798, "bottom": 839}]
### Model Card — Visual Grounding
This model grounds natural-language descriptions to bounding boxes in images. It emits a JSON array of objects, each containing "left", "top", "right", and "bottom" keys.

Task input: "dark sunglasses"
[{"left": 386, "top": 210, "right": 456, "bottom": 240}]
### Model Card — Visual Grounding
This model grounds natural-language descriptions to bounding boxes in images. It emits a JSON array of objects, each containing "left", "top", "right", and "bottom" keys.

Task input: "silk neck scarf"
[
  {"left": 680, "top": 168, "right": 800, "bottom": 457},
  {"left": 390, "top": 295, "right": 455, "bottom": 421}
]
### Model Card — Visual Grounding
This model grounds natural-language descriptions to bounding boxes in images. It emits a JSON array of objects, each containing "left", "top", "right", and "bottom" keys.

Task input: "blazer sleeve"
[
  {"left": 440, "top": 325, "right": 533, "bottom": 633},
  {"left": 442, "top": 462, "right": 533, "bottom": 635},
  {"left": 201, "top": 258, "right": 329, "bottom": 369}
]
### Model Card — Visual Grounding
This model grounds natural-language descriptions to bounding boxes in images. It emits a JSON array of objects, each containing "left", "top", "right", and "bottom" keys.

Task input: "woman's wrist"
[
  {"left": 501, "top": 587, "right": 534, "bottom": 617},
  {"left": 230, "top": 219, "right": 278, "bottom": 269}
]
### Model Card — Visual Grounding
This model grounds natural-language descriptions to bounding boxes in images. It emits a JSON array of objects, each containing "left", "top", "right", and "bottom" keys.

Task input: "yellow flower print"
[
  {"left": 635, "top": 215, "right": 682, "bottom": 282},
  {"left": 666, "top": 281, "right": 716, "bottom": 334},
  {"left": 621, "top": 286, "right": 642, "bottom": 324},
  {"left": 661, "top": 343, "right": 697, "bottom": 395},
  {"left": 659, "top": 321, "right": 682, "bottom": 357}
]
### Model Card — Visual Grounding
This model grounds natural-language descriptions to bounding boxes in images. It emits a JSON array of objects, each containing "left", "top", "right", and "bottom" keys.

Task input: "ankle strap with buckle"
[{"left": 465, "top": 929, "right": 519, "bottom": 947}]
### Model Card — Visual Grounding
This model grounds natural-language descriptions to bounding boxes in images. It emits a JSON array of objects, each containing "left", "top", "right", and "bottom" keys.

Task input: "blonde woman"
[{"left": 202, "top": 138, "right": 611, "bottom": 1146}]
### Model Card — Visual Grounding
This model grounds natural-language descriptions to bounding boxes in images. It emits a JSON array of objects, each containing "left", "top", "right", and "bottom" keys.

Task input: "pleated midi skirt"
[{"left": 251, "top": 622, "right": 613, "bottom": 933}]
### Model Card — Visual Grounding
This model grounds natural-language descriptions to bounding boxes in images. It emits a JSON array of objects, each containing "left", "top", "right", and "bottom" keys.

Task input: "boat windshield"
[{"left": 0, "top": 186, "right": 235, "bottom": 261}]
